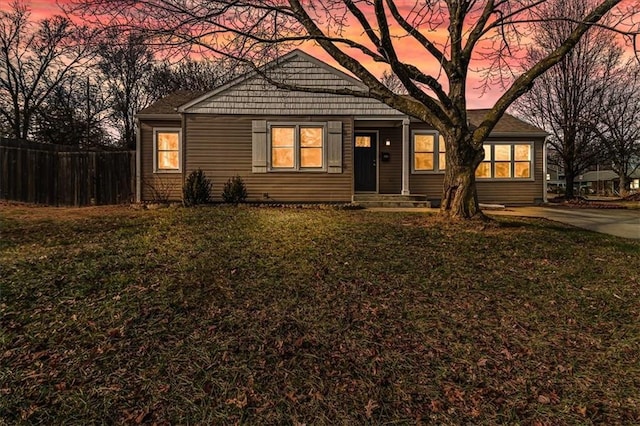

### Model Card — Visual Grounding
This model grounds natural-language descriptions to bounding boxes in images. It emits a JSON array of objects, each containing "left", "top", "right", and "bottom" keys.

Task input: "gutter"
[
  {"left": 488, "top": 132, "right": 550, "bottom": 138},
  {"left": 134, "top": 113, "right": 181, "bottom": 120}
]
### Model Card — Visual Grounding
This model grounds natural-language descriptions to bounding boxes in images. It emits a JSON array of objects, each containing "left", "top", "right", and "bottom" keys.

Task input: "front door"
[{"left": 354, "top": 132, "right": 377, "bottom": 192}]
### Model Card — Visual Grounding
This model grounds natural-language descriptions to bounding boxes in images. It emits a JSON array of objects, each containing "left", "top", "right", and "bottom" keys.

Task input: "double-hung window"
[
  {"left": 153, "top": 129, "right": 181, "bottom": 173},
  {"left": 476, "top": 143, "right": 533, "bottom": 179},
  {"left": 270, "top": 124, "right": 325, "bottom": 171},
  {"left": 412, "top": 131, "right": 446, "bottom": 173}
]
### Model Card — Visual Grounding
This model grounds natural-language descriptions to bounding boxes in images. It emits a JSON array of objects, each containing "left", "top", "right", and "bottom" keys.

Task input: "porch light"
[{"left": 385, "top": 138, "right": 391, "bottom": 146}]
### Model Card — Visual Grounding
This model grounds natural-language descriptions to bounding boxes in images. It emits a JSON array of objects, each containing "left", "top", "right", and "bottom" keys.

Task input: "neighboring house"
[
  {"left": 135, "top": 49, "right": 548, "bottom": 206},
  {"left": 578, "top": 170, "right": 618, "bottom": 195},
  {"left": 546, "top": 163, "right": 565, "bottom": 193},
  {"left": 632, "top": 170, "right": 640, "bottom": 192},
  {"left": 578, "top": 169, "right": 640, "bottom": 195}
]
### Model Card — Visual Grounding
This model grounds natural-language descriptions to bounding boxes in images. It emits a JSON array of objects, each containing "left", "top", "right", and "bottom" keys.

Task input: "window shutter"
[
  {"left": 327, "top": 121, "right": 342, "bottom": 174},
  {"left": 252, "top": 120, "right": 267, "bottom": 173}
]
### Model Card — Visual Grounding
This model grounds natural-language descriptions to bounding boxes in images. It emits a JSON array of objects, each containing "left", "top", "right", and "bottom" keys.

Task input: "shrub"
[
  {"left": 183, "top": 169, "right": 212, "bottom": 206},
  {"left": 144, "top": 177, "right": 172, "bottom": 204},
  {"left": 222, "top": 175, "right": 248, "bottom": 204}
]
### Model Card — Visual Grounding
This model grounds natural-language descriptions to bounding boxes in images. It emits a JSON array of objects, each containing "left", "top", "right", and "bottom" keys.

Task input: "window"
[
  {"left": 476, "top": 143, "right": 533, "bottom": 180},
  {"left": 300, "top": 127, "right": 323, "bottom": 168},
  {"left": 413, "top": 131, "right": 446, "bottom": 173},
  {"left": 494, "top": 145, "right": 511, "bottom": 178},
  {"left": 355, "top": 136, "right": 371, "bottom": 147},
  {"left": 154, "top": 129, "right": 181, "bottom": 172},
  {"left": 476, "top": 148, "right": 492, "bottom": 178},
  {"left": 514, "top": 144, "right": 532, "bottom": 178},
  {"left": 271, "top": 127, "right": 295, "bottom": 168},
  {"left": 270, "top": 124, "right": 325, "bottom": 171}
]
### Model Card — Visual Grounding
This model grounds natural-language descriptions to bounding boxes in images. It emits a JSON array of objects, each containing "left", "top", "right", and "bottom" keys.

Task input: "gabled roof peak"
[{"left": 177, "top": 49, "right": 367, "bottom": 113}]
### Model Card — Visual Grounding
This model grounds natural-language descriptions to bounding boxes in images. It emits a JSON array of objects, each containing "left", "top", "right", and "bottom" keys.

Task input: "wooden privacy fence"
[{"left": 0, "top": 138, "right": 135, "bottom": 206}]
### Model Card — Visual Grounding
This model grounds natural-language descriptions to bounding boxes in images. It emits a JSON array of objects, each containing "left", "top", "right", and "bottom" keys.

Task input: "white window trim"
[
  {"left": 267, "top": 122, "right": 327, "bottom": 172},
  {"left": 476, "top": 142, "right": 535, "bottom": 181},
  {"left": 411, "top": 130, "right": 445, "bottom": 174},
  {"left": 153, "top": 128, "right": 182, "bottom": 174}
]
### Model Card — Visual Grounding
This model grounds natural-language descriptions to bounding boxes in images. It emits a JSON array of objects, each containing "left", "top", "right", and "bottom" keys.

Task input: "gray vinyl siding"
[
  {"left": 185, "top": 57, "right": 404, "bottom": 117},
  {"left": 140, "top": 118, "right": 183, "bottom": 201},
  {"left": 185, "top": 114, "right": 353, "bottom": 202}
]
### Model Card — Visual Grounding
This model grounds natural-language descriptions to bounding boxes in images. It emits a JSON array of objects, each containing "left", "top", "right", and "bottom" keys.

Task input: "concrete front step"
[
  {"left": 353, "top": 194, "right": 428, "bottom": 202},
  {"left": 355, "top": 200, "right": 432, "bottom": 208}
]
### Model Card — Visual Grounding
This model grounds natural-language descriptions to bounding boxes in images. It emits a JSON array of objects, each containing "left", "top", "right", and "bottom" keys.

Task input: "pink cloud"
[
  {"left": 4, "top": 0, "right": 636, "bottom": 110},
  {"left": 0, "top": 0, "right": 68, "bottom": 21}
]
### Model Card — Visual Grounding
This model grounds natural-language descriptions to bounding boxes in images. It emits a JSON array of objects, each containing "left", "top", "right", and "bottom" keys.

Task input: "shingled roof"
[
  {"left": 467, "top": 109, "right": 547, "bottom": 136},
  {"left": 136, "top": 90, "right": 207, "bottom": 115}
]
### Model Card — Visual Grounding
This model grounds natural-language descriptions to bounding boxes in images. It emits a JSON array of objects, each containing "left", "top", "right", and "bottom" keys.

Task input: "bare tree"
[
  {"left": 96, "top": 29, "right": 155, "bottom": 149},
  {"left": 598, "top": 61, "right": 640, "bottom": 197},
  {"left": 71, "top": 0, "right": 639, "bottom": 218},
  {"left": 33, "top": 72, "right": 112, "bottom": 146},
  {"left": 0, "top": 1, "right": 93, "bottom": 140},
  {"left": 148, "top": 58, "right": 243, "bottom": 101},
  {"left": 512, "top": 1, "right": 624, "bottom": 199}
]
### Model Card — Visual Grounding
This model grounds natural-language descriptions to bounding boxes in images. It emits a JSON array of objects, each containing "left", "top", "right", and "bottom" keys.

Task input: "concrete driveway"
[{"left": 487, "top": 207, "right": 640, "bottom": 239}]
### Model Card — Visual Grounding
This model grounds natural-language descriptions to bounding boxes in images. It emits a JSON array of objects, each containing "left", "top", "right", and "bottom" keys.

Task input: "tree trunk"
[
  {"left": 619, "top": 173, "right": 628, "bottom": 198},
  {"left": 20, "top": 111, "right": 32, "bottom": 141},
  {"left": 565, "top": 173, "right": 576, "bottom": 199},
  {"left": 440, "top": 135, "right": 485, "bottom": 219}
]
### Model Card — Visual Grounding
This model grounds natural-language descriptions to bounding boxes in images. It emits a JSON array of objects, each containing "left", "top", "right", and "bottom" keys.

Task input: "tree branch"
[
  {"left": 384, "top": 0, "right": 451, "bottom": 74},
  {"left": 473, "top": 0, "right": 623, "bottom": 145}
]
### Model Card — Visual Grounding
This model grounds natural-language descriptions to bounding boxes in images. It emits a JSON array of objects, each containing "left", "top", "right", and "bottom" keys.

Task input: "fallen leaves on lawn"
[
  {"left": 1, "top": 206, "right": 639, "bottom": 424},
  {"left": 365, "top": 399, "right": 379, "bottom": 419}
]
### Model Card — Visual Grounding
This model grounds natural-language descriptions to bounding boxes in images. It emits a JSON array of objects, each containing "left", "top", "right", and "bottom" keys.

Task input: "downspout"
[
  {"left": 350, "top": 116, "right": 355, "bottom": 203},
  {"left": 181, "top": 110, "right": 187, "bottom": 203},
  {"left": 135, "top": 117, "right": 141, "bottom": 203},
  {"left": 543, "top": 136, "right": 548, "bottom": 204}
]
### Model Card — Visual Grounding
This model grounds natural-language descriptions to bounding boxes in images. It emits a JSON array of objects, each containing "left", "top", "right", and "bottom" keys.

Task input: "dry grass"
[{"left": 1, "top": 204, "right": 639, "bottom": 425}]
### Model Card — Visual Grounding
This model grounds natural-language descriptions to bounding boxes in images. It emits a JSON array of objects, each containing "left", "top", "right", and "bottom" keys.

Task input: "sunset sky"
[{"left": 5, "top": 0, "right": 637, "bottom": 109}]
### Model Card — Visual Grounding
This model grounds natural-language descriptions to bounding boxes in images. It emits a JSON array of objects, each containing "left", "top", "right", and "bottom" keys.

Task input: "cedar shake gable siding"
[{"left": 179, "top": 51, "right": 405, "bottom": 117}]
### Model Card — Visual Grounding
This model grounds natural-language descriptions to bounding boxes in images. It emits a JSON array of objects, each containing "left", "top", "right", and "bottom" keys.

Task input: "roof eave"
[
  {"left": 134, "top": 113, "right": 181, "bottom": 120},
  {"left": 487, "top": 132, "right": 550, "bottom": 138}
]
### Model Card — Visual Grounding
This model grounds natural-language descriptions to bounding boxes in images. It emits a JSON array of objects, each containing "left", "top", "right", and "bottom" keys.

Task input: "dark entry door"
[{"left": 354, "top": 132, "right": 377, "bottom": 192}]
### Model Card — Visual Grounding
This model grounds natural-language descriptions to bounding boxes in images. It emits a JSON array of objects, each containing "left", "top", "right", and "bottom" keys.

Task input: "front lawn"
[{"left": 1, "top": 204, "right": 639, "bottom": 424}]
